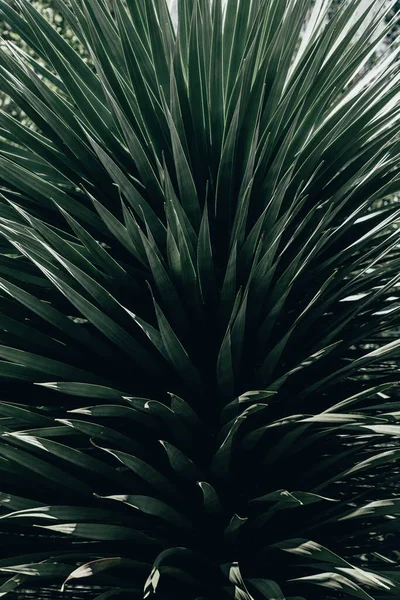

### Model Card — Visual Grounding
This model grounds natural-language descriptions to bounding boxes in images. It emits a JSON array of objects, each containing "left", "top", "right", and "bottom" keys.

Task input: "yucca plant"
[{"left": 0, "top": 0, "right": 399, "bottom": 598}]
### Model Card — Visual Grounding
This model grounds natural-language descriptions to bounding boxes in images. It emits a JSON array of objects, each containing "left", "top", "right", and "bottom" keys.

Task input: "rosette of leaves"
[{"left": 0, "top": 0, "right": 399, "bottom": 599}]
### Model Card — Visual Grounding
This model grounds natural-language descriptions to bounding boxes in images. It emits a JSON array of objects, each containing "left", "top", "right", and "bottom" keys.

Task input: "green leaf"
[
  {"left": 55, "top": 418, "right": 141, "bottom": 454},
  {"left": 0, "top": 276, "right": 115, "bottom": 361},
  {"left": 101, "top": 494, "right": 193, "bottom": 532},
  {"left": 62, "top": 557, "right": 145, "bottom": 591},
  {"left": 162, "top": 101, "right": 202, "bottom": 228},
  {"left": 197, "top": 481, "right": 223, "bottom": 515},
  {"left": 248, "top": 578, "right": 286, "bottom": 600},
  {"left": 0, "top": 492, "right": 44, "bottom": 512},
  {"left": 0, "top": 344, "right": 99, "bottom": 383},
  {"left": 0, "top": 155, "right": 99, "bottom": 229},
  {"left": 96, "top": 445, "right": 180, "bottom": 502},
  {"left": 143, "top": 547, "right": 202, "bottom": 599},
  {"left": 86, "top": 136, "right": 166, "bottom": 245},
  {"left": 160, "top": 440, "right": 202, "bottom": 482},
  {"left": 340, "top": 499, "right": 400, "bottom": 521},
  {"left": 290, "top": 572, "right": 375, "bottom": 600},
  {"left": 36, "top": 522, "right": 162, "bottom": 544},
  {"left": 152, "top": 299, "right": 203, "bottom": 393},
  {"left": 197, "top": 201, "right": 217, "bottom": 306},
  {"left": 3, "top": 431, "right": 126, "bottom": 484},
  {"left": 35, "top": 382, "right": 125, "bottom": 401},
  {"left": 0, "top": 440, "right": 92, "bottom": 494}
]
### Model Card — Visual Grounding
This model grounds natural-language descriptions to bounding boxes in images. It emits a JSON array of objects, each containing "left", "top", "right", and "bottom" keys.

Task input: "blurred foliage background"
[{"left": 0, "top": 0, "right": 89, "bottom": 125}]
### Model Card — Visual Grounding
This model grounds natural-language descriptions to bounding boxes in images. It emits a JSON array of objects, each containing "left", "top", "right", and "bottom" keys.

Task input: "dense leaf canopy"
[{"left": 0, "top": 0, "right": 399, "bottom": 599}]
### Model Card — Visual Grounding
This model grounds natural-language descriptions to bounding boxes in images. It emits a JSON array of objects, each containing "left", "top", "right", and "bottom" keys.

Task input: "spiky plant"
[
  {"left": 0, "top": 0, "right": 399, "bottom": 598},
  {"left": 0, "top": 0, "right": 89, "bottom": 124}
]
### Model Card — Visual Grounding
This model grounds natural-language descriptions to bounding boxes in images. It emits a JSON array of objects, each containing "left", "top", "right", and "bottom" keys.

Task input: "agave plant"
[{"left": 0, "top": 0, "right": 399, "bottom": 598}]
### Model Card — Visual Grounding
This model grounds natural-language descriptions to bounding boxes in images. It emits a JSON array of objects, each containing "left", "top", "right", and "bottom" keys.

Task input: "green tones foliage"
[
  {"left": 0, "top": 0, "right": 399, "bottom": 598},
  {"left": 0, "top": 0, "right": 88, "bottom": 124}
]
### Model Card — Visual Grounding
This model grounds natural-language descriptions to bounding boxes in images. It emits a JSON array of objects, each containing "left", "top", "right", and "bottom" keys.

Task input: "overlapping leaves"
[{"left": 0, "top": 0, "right": 399, "bottom": 598}]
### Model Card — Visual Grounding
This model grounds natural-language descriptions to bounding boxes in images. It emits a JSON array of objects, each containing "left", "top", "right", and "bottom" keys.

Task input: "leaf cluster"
[{"left": 0, "top": 0, "right": 399, "bottom": 599}]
